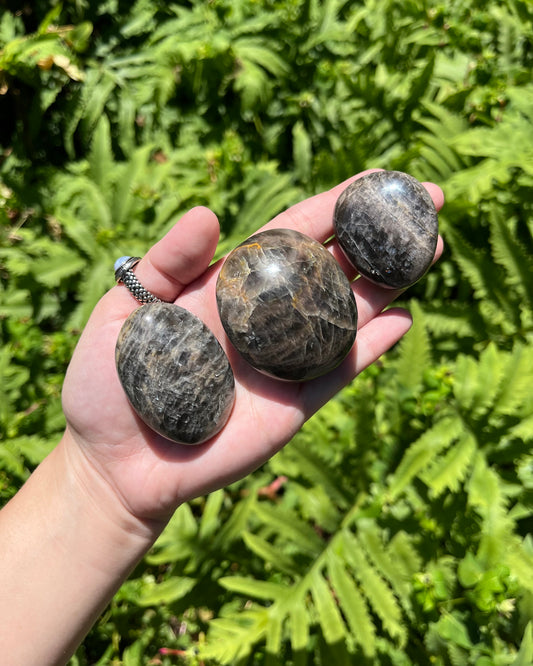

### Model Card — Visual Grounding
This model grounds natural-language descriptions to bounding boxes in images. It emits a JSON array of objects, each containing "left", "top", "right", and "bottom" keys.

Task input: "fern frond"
[
  {"left": 218, "top": 576, "right": 290, "bottom": 602},
  {"left": 357, "top": 519, "right": 413, "bottom": 610},
  {"left": 467, "top": 452, "right": 513, "bottom": 566},
  {"left": 283, "top": 438, "right": 351, "bottom": 509},
  {"left": 504, "top": 538, "right": 533, "bottom": 595},
  {"left": 445, "top": 226, "right": 520, "bottom": 335},
  {"left": 453, "top": 343, "right": 506, "bottom": 417},
  {"left": 326, "top": 551, "right": 376, "bottom": 657},
  {"left": 341, "top": 531, "right": 405, "bottom": 642},
  {"left": 289, "top": 603, "right": 309, "bottom": 655},
  {"left": 147, "top": 503, "right": 198, "bottom": 565},
  {"left": 387, "top": 416, "right": 463, "bottom": 500},
  {"left": 253, "top": 502, "right": 324, "bottom": 557},
  {"left": 494, "top": 344, "right": 533, "bottom": 417},
  {"left": 242, "top": 532, "right": 300, "bottom": 577},
  {"left": 444, "top": 226, "right": 504, "bottom": 303},
  {"left": 420, "top": 430, "right": 477, "bottom": 497},
  {"left": 309, "top": 568, "right": 346, "bottom": 644},
  {"left": 387, "top": 531, "right": 422, "bottom": 582},
  {"left": 489, "top": 210, "right": 533, "bottom": 310},
  {"left": 202, "top": 609, "right": 269, "bottom": 663},
  {"left": 421, "top": 302, "right": 478, "bottom": 339},
  {"left": 394, "top": 300, "right": 430, "bottom": 392},
  {"left": 510, "top": 415, "right": 533, "bottom": 442},
  {"left": 198, "top": 489, "right": 225, "bottom": 541}
]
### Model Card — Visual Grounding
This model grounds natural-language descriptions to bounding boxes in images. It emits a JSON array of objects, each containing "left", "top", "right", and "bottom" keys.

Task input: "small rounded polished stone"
[
  {"left": 115, "top": 302, "right": 235, "bottom": 444},
  {"left": 216, "top": 228, "right": 358, "bottom": 381},
  {"left": 333, "top": 171, "right": 439, "bottom": 289},
  {"left": 114, "top": 256, "right": 131, "bottom": 272}
]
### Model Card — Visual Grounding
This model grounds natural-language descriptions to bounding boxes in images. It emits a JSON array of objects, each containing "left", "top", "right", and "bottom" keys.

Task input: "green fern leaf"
[
  {"left": 467, "top": 452, "right": 503, "bottom": 515},
  {"left": 265, "top": 611, "right": 284, "bottom": 665},
  {"left": 286, "top": 439, "right": 351, "bottom": 509},
  {"left": 233, "top": 38, "right": 290, "bottom": 78},
  {"left": 489, "top": 211, "right": 533, "bottom": 309},
  {"left": 202, "top": 609, "right": 268, "bottom": 663},
  {"left": 468, "top": 453, "right": 513, "bottom": 566},
  {"left": 130, "top": 576, "right": 197, "bottom": 606},
  {"left": 341, "top": 531, "right": 404, "bottom": 642},
  {"left": 88, "top": 115, "right": 114, "bottom": 193},
  {"left": 253, "top": 503, "right": 323, "bottom": 556},
  {"left": 31, "top": 245, "right": 86, "bottom": 287},
  {"left": 309, "top": 569, "right": 346, "bottom": 644},
  {"left": 395, "top": 300, "right": 429, "bottom": 392},
  {"left": 357, "top": 519, "right": 412, "bottom": 608},
  {"left": 0, "top": 442, "right": 25, "bottom": 479},
  {"left": 293, "top": 121, "right": 312, "bottom": 183},
  {"left": 79, "top": 68, "right": 118, "bottom": 137},
  {"left": 7, "top": 435, "right": 55, "bottom": 466},
  {"left": 147, "top": 503, "right": 198, "bottom": 565},
  {"left": 510, "top": 414, "right": 533, "bottom": 442},
  {"left": 234, "top": 170, "right": 301, "bottom": 238},
  {"left": 421, "top": 302, "right": 477, "bottom": 339},
  {"left": 242, "top": 532, "right": 300, "bottom": 577},
  {"left": 388, "top": 416, "right": 463, "bottom": 500},
  {"left": 218, "top": 576, "right": 289, "bottom": 602},
  {"left": 0, "top": 286, "right": 33, "bottom": 319},
  {"left": 198, "top": 489, "right": 225, "bottom": 541},
  {"left": 111, "top": 145, "right": 153, "bottom": 226},
  {"left": 212, "top": 495, "right": 254, "bottom": 550},
  {"left": 504, "top": 538, "right": 533, "bottom": 595},
  {"left": 445, "top": 226, "right": 508, "bottom": 310},
  {"left": 289, "top": 603, "right": 310, "bottom": 654},
  {"left": 443, "top": 226, "right": 520, "bottom": 334},
  {"left": 291, "top": 484, "right": 341, "bottom": 534},
  {"left": 494, "top": 345, "right": 533, "bottom": 417},
  {"left": 421, "top": 430, "right": 477, "bottom": 497},
  {"left": 387, "top": 531, "right": 422, "bottom": 582},
  {"left": 453, "top": 343, "right": 507, "bottom": 416},
  {"left": 67, "top": 258, "right": 115, "bottom": 330},
  {"left": 327, "top": 549, "right": 376, "bottom": 657}
]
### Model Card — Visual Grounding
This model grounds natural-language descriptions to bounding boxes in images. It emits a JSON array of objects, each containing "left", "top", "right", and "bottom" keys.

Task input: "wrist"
[
  {"left": 58, "top": 426, "right": 164, "bottom": 550},
  {"left": 0, "top": 430, "right": 161, "bottom": 665}
]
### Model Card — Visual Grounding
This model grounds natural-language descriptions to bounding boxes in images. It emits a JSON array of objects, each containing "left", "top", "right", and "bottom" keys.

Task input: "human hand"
[{"left": 61, "top": 172, "right": 444, "bottom": 529}]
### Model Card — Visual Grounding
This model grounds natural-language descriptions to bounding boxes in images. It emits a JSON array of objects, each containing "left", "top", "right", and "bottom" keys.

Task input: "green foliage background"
[{"left": 2, "top": 0, "right": 533, "bottom": 663}]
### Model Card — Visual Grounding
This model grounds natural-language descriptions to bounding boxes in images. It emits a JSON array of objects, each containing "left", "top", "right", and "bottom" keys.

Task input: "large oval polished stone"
[
  {"left": 115, "top": 302, "right": 234, "bottom": 444},
  {"left": 333, "top": 171, "right": 438, "bottom": 289},
  {"left": 216, "top": 228, "right": 358, "bottom": 381}
]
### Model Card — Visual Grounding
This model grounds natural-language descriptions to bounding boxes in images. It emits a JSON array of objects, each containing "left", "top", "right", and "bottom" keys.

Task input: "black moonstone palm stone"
[
  {"left": 333, "top": 171, "right": 438, "bottom": 289},
  {"left": 115, "top": 302, "right": 235, "bottom": 444},
  {"left": 216, "top": 228, "right": 358, "bottom": 381}
]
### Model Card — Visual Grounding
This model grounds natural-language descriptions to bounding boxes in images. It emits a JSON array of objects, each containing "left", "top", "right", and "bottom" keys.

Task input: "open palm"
[{"left": 61, "top": 172, "right": 444, "bottom": 525}]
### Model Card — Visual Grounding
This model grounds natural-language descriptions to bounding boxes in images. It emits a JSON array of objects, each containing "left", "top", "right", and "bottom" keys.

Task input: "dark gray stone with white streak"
[
  {"left": 216, "top": 228, "right": 358, "bottom": 381},
  {"left": 115, "top": 302, "right": 234, "bottom": 444},
  {"left": 333, "top": 171, "right": 438, "bottom": 289}
]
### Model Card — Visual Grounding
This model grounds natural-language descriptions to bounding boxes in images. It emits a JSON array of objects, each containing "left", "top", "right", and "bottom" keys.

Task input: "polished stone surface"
[
  {"left": 115, "top": 302, "right": 234, "bottom": 444},
  {"left": 333, "top": 171, "right": 438, "bottom": 289},
  {"left": 216, "top": 229, "right": 358, "bottom": 381}
]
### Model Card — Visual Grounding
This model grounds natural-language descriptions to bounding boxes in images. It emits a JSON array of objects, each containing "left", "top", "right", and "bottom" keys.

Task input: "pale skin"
[{"left": 0, "top": 171, "right": 444, "bottom": 665}]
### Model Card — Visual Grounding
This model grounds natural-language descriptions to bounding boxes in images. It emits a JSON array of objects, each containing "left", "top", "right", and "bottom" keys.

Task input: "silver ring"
[{"left": 114, "top": 256, "right": 162, "bottom": 305}]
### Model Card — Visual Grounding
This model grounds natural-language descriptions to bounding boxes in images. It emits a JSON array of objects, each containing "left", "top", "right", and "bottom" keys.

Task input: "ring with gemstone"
[{"left": 114, "top": 256, "right": 162, "bottom": 305}]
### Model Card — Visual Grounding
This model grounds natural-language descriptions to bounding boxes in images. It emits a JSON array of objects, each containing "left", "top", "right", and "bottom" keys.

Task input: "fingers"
[
  {"left": 422, "top": 182, "right": 445, "bottom": 211},
  {"left": 116, "top": 207, "right": 220, "bottom": 306}
]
